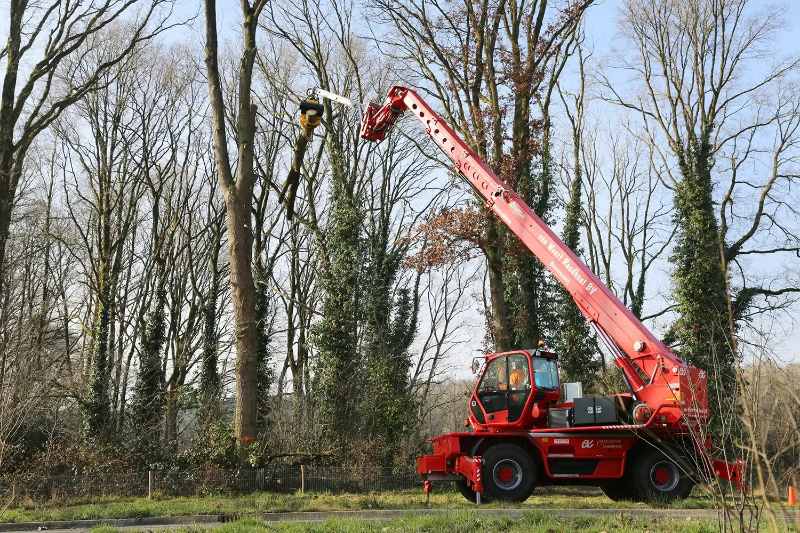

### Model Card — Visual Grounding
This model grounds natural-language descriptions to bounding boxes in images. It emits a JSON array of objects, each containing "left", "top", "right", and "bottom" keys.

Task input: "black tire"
[
  {"left": 629, "top": 447, "right": 694, "bottom": 503},
  {"left": 481, "top": 443, "right": 537, "bottom": 502},
  {"left": 456, "top": 478, "right": 491, "bottom": 503},
  {"left": 600, "top": 477, "right": 640, "bottom": 502}
]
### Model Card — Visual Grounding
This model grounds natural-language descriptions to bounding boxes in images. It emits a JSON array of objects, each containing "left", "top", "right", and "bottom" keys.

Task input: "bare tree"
[
  {"left": 0, "top": 148, "right": 76, "bottom": 475},
  {"left": 369, "top": 0, "right": 592, "bottom": 352},
  {"left": 411, "top": 259, "right": 481, "bottom": 419},
  {"left": 719, "top": 88, "right": 800, "bottom": 324},
  {"left": 602, "top": 0, "right": 800, "bottom": 401},
  {"left": 204, "top": 0, "right": 270, "bottom": 446},
  {"left": 55, "top": 44, "right": 150, "bottom": 437},
  {"left": 0, "top": 0, "right": 181, "bottom": 295},
  {"left": 581, "top": 132, "right": 675, "bottom": 322}
]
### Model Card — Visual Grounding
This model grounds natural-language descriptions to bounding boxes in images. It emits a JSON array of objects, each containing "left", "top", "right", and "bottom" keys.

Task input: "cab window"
[
  {"left": 533, "top": 357, "right": 559, "bottom": 390},
  {"left": 506, "top": 354, "right": 531, "bottom": 422},
  {"left": 479, "top": 357, "right": 507, "bottom": 392},
  {"left": 508, "top": 354, "right": 530, "bottom": 391}
]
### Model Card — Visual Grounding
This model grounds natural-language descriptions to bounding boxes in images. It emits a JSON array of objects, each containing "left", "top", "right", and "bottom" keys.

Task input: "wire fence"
[{"left": 0, "top": 465, "right": 423, "bottom": 504}]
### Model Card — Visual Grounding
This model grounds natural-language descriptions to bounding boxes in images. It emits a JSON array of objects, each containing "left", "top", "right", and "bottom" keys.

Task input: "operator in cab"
[{"left": 509, "top": 359, "right": 528, "bottom": 389}]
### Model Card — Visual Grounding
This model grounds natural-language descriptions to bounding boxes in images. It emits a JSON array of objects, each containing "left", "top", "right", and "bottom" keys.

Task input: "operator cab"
[{"left": 468, "top": 348, "right": 560, "bottom": 431}]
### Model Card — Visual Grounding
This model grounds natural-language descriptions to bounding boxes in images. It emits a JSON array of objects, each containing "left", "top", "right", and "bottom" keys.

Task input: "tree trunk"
[
  {"left": 204, "top": 0, "right": 265, "bottom": 447},
  {"left": 224, "top": 190, "right": 259, "bottom": 442},
  {"left": 0, "top": 156, "right": 18, "bottom": 297},
  {"left": 0, "top": 3, "right": 22, "bottom": 291},
  {"left": 164, "top": 383, "right": 179, "bottom": 449},
  {"left": 484, "top": 217, "right": 512, "bottom": 351}
]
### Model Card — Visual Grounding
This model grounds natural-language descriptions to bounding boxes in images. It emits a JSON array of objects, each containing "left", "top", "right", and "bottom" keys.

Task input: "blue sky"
[
  {"left": 5, "top": 0, "right": 796, "bottom": 376},
  {"left": 578, "top": 0, "right": 800, "bottom": 366},
  {"left": 196, "top": 0, "right": 800, "bottom": 371}
]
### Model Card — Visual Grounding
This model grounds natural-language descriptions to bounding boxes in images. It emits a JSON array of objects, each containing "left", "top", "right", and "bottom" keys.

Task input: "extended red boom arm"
[{"left": 361, "top": 86, "right": 709, "bottom": 427}]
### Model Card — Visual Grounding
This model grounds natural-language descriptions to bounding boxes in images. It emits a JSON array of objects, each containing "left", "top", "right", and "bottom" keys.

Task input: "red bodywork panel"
[
  {"left": 415, "top": 430, "right": 743, "bottom": 491},
  {"left": 416, "top": 431, "right": 636, "bottom": 492},
  {"left": 712, "top": 458, "right": 745, "bottom": 489}
]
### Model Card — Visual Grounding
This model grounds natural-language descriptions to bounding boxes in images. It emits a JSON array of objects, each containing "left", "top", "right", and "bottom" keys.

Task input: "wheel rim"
[
  {"left": 649, "top": 460, "right": 680, "bottom": 492},
  {"left": 492, "top": 458, "right": 523, "bottom": 491}
]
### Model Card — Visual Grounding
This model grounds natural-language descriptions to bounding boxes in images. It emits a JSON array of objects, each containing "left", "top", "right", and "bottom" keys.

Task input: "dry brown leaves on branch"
[{"left": 403, "top": 208, "right": 486, "bottom": 271}]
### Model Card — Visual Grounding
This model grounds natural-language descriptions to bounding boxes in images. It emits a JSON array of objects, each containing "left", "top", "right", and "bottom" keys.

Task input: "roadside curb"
[
  {"left": 0, "top": 514, "right": 221, "bottom": 532},
  {"left": 0, "top": 507, "right": 797, "bottom": 531}
]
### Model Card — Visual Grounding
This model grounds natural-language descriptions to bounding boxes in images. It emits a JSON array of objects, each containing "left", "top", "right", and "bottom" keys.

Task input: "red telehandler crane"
[{"left": 360, "top": 86, "right": 743, "bottom": 504}]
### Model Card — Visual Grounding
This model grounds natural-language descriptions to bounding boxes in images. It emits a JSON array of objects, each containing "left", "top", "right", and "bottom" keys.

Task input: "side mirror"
[{"left": 471, "top": 357, "right": 482, "bottom": 375}]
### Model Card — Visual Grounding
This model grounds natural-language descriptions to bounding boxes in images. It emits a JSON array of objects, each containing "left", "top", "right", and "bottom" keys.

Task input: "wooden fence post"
[
  {"left": 300, "top": 464, "right": 305, "bottom": 494},
  {"left": 148, "top": 470, "right": 153, "bottom": 499}
]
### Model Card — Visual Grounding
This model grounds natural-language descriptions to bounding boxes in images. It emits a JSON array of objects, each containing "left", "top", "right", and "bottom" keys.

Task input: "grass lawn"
[
  {"left": 0, "top": 487, "right": 716, "bottom": 524},
  {"left": 83, "top": 511, "right": 723, "bottom": 533}
]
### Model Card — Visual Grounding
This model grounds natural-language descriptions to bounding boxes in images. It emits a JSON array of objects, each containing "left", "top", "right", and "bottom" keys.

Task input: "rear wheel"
[
  {"left": 630, "top": 447, "right": 694, "bottom": 503},
  {"left": 481, "top": 444, "right": 537, "bottom": 502}
]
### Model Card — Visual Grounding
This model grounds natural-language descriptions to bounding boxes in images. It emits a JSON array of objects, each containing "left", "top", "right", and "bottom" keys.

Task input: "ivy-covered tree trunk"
[
  {"left": 85, "top": 290, "right": 112, "bottom": 440},
  {"left": 507, "top": 121, "right": 559, "bottom": 349},
  {"left": 360, "top": 238, "right": 419, "bottom": 465},
  {"left": 163, "top": 382, "right": 180, "bottom": 449},
  {"left": 313, "top": 171, "right": 362, "bottom": 441},
  {"left": 198, "top": 229, "right": 223, "bottom": 435},
  {"left": 198, "top": 298, "right": 220, "bottom": 421},
  {"left": 671, "top": 147, "right": 735, "bottom": 410},
  {"left": 556, "top": 124, "right": 599, "bottom": 387},
  {"left": 84, "top": 201, "right": 115, "bottom": 440},
  {"left": 131, "top": 264, "right": 167, "bottom": 456},
  {"left": 254, "top": 264, "right": 274, "bottom": 433}
]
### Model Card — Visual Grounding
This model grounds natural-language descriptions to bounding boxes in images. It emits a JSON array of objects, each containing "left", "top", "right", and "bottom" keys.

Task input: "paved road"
[{"left": 3, "top": 507, "right": 799, "bottom": 532}]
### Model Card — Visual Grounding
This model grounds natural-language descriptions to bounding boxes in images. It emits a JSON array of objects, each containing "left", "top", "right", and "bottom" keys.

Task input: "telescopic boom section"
[{"left": 361, "top": 86, "right": 709, "bottom": 427}]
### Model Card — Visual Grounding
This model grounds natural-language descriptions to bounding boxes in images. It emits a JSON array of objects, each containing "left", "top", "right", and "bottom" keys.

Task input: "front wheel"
[
  {"left": 600, "top": 477, "right": 640, "bottom": 502},
  {"left": 630, "top": 447, "right": 695, "bottom": 503},
  {"left": 456, "top": 478, "right": 491, "bottom": 503},
  {"left": 481, "top": 444, "right": 537, "bottom": 502}
]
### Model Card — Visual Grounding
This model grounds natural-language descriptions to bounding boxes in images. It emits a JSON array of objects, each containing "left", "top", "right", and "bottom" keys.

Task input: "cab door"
[
  {"left": 476, "top": 354, "right": 532, "bottom": 425},
  {"left": 506, "top": 353, "right": 532, "bottom": 422},
  {"left": 476, "top": 356, "right": 509, "bottom": 423}
]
